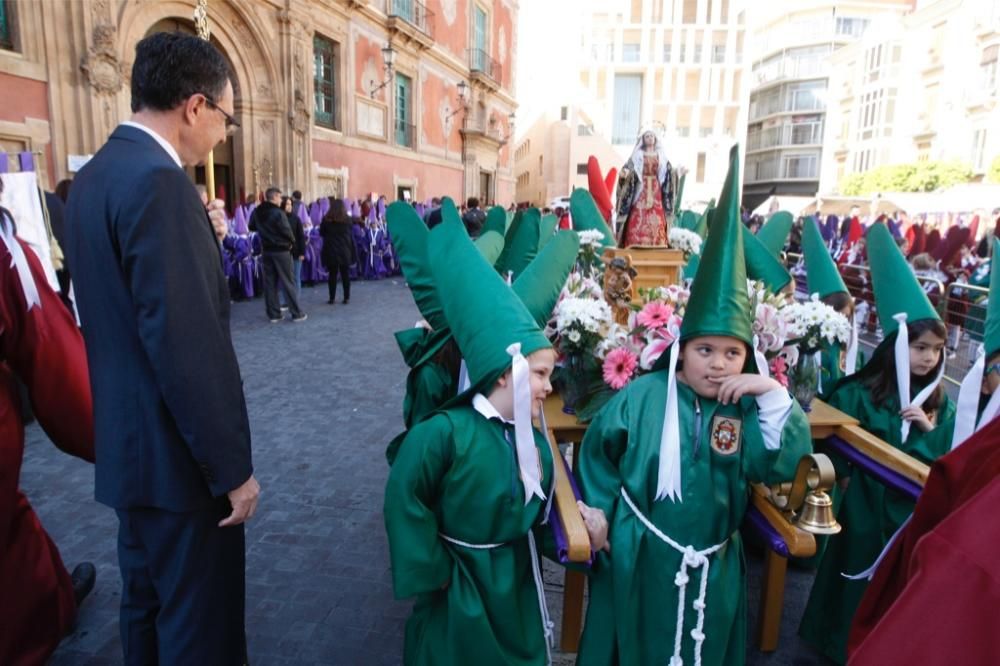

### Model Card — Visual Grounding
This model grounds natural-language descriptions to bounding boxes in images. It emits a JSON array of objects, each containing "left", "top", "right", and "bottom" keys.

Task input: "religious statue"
[{"left": 615, "top": 128, "right": 677, "bottom": 247}]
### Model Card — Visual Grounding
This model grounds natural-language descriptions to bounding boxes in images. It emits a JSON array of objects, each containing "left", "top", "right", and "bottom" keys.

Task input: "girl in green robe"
[
  {"left": 384, "top": 206, "right": 608, "bottom": 666},
  {"left": 577, "top": 146, "right": 813, "bottom": 666},
  {"left": 800, "top": 224, "right": 956, "bottom": 665}
]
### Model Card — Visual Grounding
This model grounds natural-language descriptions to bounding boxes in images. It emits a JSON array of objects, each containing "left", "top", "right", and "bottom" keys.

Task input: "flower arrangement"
[
  {"left": 782, "top": 295, "right": 852, "bottom": 354},
  {"left": 576, "top": 229, "right": 607, "bottom": 279},
  {"left": 668, "top": 227, "right": 703, "bottom": 258}
]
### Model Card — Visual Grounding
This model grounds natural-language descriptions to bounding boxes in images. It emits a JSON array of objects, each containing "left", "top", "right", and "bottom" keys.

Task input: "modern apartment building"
[
  {"left": 512, "top": 105, "right": 621, "bottom": 207},
  {"left": 575, "top": 0, "right": 749, "bottom": 206},
  {"left": 820, "top": 0, "right": 1000, "bottom": 193},
  {"left": 743, "top": 0, "right": 913, "bottom": 208}
]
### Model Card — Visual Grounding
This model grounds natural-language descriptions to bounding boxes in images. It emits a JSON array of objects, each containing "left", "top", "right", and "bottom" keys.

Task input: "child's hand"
[
  {"left": 577, "top": 501, "right": 610, "bottom": 553},
  {"left": 900, "top": 406, "right": 934, "bottom": 432},
  {"left": 712, "top": 374, "right": 782, "bottom": 405}
]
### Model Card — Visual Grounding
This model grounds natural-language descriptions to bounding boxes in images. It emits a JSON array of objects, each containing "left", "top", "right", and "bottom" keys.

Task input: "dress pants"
[
  {"left": 116, "top": 499, "right": 247, "bottom": 666},
  {"left": 261, "top": 251, "right": 303, "bottom": 319},
  {"left": 326, "top": 262, "right": 351, "bottom": 302}
]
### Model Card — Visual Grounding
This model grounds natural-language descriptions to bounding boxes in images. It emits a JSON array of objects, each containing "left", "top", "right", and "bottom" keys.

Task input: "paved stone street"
[{"left": 23, "top": 278, "right": 828, "bottom": 665}]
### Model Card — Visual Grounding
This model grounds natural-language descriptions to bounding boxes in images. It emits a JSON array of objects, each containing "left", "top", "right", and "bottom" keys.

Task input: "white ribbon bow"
[
  {"left": 893, "top": 313, "right": 945, "bottom": 443},
  {"left": 507, "top": 343, "right": 546, "bottom": 504},
  {"left": 656, "top": 340, "right": 683, "bottom": 502},
  {"left": 0, "top": 213, "right": 41, "bottom": 311}
]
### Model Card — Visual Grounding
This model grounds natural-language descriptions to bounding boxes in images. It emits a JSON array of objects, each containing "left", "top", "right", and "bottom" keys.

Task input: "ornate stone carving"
[
  {"left": 80, "top": 24, "right": 125, "bottom": 95},
  {"left": 288, "top": 50, "right": 311, "bottom": 135}
]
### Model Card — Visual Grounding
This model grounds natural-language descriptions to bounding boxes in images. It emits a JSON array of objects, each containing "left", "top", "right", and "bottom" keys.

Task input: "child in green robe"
[
  {"left": 384, "top": 210, "right": 608, "bottom": 666},
  {"left": 799, "top": 224, "right": 956, "bottom": 665},
  {"left": 576, "top": 147, "right": 813, "bottom": 666}
]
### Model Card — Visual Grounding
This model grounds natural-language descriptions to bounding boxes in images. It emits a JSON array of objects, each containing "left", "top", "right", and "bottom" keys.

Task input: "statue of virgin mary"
[{"left": 614, "top": 127, "right": 678, "bottom": 246}]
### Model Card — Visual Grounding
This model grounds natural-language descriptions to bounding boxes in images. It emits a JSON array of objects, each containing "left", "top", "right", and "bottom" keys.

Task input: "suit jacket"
[{"left": 66, "top": 125, "right": 252, "bottom": 512}]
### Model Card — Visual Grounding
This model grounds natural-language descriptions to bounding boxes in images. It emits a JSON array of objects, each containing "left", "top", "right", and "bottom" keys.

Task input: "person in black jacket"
[
  {"left": 249, "top": 187, "right": 306, "bottom": 322},
  {"left": 319, "top": 197, "right": 357, "bottom": 304},
  {"left": 65, "top": 32, "right": 259, "bottom": 665},
  {"left": 281, "top": 195, "right": 306, "bottom": 295}
]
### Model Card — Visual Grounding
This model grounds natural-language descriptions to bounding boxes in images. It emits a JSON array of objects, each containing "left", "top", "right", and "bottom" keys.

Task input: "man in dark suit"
[{"left": 66, "top": 32, "right": 259, "bottom": 666}]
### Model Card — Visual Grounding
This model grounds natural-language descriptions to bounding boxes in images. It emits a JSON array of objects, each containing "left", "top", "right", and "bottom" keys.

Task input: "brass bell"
[{"left": 795, "top": 489, "right": 841, "bottom": 535}]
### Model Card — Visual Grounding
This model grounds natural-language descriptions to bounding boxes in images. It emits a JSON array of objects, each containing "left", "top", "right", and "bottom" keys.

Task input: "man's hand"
[
  {"left": 712, "top": 374, "right": 782, "bottom": 405},
  {"left": 578, "top": 501, "right": 610, "bottom": 553},
  {"left": 219, "top": 474, "right": 261, "bottom": 527},
  {"left": 206, "top": 198, "right": 228, "bottom": 242}
]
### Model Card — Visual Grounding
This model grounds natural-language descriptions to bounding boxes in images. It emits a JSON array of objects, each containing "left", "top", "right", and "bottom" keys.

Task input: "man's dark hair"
[
  {"left": 467, "top": 197, "right": 480, "bottom": 209},
  {"left": 431, "top": 197, "right": 441, "bottom": 206},
  {"left": 131, "top": 32, "right": 232, "bottom": 113},
  {"left": 265, "top": 187, "right": 282, "bottom": 201},
  {"left": 292, "top": 190, "right": 302, "bottom": 201}
]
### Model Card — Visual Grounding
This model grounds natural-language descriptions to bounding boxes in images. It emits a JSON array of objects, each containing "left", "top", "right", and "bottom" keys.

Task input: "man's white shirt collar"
[
  {"left": 472, "top": 393, "right": 514, "bottom": 425},
  {"left": 121, "top": 121, "right": 183, "bottom": 168}
]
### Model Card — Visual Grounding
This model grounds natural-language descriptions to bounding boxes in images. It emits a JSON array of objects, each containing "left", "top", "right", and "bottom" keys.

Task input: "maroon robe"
[
  {"left": 0, "top": 230, "right": 94, "bottom": 665},
  {"left": 848, "top": 414, "right": 1000, "bottom": 663}
]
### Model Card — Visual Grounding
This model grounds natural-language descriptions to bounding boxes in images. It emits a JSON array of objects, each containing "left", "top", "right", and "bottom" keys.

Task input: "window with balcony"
[
  {"left": 395, "top": 73, "right": 413, "bottom": 148},
  {"left": 971, "top": 129, "right": 988, "bottom": 171},
  {"left": 982, "top": 46, "right": 999, "bottom": 91},
  {"left": 712, "top": 44, "right": 726, "bottom": 64},
  {"left": 313, "top": 35, "right": 340, "bottom": 130},
  {"left": 663, "top": 43, "right": 672, "bottom": 62},
  {"left": 693, "top": 45, "right": 702, "bottom": 64},
  {"left": 783, "top": 153, "right": 818, "bottom": 179},
  {"left": 623, "top": 43, "right": 640, "bottom": 62},
  {"left": 789, "top": 81, "right": 824, "bottom": 112},
  {"left": 612, "top": 74, "right": 643, "bottom": 144},
  {"left": 473, "top": 4, "right": 488, "bottom": 67},
  {"left": 835, "top": 17, "right": 869, "bottom": 38},
  {"left": 677, "top": 126, "right": 690, "bottom": 137},
  {"left": 1, "top": 0, "right": 16, "bottom": 51}
]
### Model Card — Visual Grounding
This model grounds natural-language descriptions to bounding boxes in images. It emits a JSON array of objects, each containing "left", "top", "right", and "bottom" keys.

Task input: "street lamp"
[
  {"left": 499, "top": 111, "right": 517, "bottom": 146},
  {"left": 369, "top": 43, "right": 396, "bottom": 98},
  {"left": 445, "top": 80, "right": 469, "bottom": 121}
]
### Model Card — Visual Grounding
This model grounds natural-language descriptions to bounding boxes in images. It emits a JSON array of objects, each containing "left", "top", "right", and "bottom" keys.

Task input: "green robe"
[
  {"left": 384, "top": 407, "right": 555, "bottom": 666},
  {"left": 799, "top": 377, "right": 956, "bottom": 664},
  {"left": 577, "top": 372, "right": 812, "bottom": 666},
  {"left": 818, "top": 343, "right": 866, "bottom": 402}
]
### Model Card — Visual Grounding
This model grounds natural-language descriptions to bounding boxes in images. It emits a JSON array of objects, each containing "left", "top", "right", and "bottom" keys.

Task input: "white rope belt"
[
  {"left": 439, "top": 531, "right": 554, "bottom": 665},
  {"left": 620, "top": 488, "right": 728, "bottom": 666}
]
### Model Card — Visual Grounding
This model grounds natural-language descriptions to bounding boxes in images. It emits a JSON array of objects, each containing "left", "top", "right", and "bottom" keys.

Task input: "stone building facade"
[{"left": 0, "top": 0, "right": 517, "bottom": 208}]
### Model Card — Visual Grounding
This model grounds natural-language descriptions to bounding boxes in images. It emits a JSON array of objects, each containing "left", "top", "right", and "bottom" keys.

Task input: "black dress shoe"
[
  {"left": 327, "top": 299, "right": 335, "bottom": 304},
  {"left": 342, "top": 298, "right": 349, "bottom": 304},
  {"left": 71, "top": 562, "right": 96, "bottom": 607}
]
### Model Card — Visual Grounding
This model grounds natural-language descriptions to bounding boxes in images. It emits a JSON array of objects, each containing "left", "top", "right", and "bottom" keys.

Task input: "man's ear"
[{"left": 182, "top": 94, "right": 204, "bottom": 126}]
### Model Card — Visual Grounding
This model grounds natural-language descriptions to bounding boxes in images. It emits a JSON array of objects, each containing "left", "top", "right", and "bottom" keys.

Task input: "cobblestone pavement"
[{"left": 23, "top": 278, "right": 828, "bottom": 665}]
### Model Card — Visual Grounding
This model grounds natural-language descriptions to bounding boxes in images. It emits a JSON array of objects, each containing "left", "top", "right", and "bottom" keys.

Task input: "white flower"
[
  {"left": 668, "top": 228, "right": 702, "bottom": 256},
  {"left": 568, "top": 330, "right": 581, "bottom": 343},
  {"left": 577, "top": 229, "right": 605, "bottom": 249}
]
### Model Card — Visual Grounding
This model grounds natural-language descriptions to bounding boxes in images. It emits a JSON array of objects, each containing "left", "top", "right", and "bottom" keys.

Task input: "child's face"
[
  {"left": 983, "top": 355, "right": 1000, "bottom": 395},
  {"left": 909, "top": 330, "right": 946, "bottom": 377},
  {"left": 527, "top": 348, "right": 556, "bottom": 419},
  {"left": 678, "top": 336, "right": 747, "bottom": 400}
]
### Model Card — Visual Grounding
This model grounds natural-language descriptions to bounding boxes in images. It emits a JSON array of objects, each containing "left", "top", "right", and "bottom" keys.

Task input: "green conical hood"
[
  {"left": 474, "top": 230, "right": 505, "bottom": 266},
  {"left": 757, "top": 211, "right": 793, "bottom": 258},
  {"left": 569, "top": 189, "right": 615, "bottom": 249},
  {"left": 696, "top": 201, "right": 714, "bottom": 239},
  {"left": 986, "top": 238, "right": 1000, "bottom": 358},
  {"left": 802, "top": 215, "right": 848, "bottom": 298},
  {"left": 428, "top": 215, "right": 550, "bottom": 396},
  {"left": 867, "top": 222, "right": 940, "bottom": 336},
  {"left": 679, "top": 145, "right": 752, "bottom": 347},
  {"left": 744, "top": 222, "right": 792, "bottom": 293},
  {"left": 674, "top": 171, "right": 686, "bottom": 212},
  {"left": 513, "top": 230, "right": 580, "bottom": 327},
  {"left": 682, "top": 206, "right": 714, "bottom": 280},
  {"left": 387, "top": 201, "right": 446, "bottom": 332},
  {"left": 482, "top": 205, "right": 508, "bottom": 237},
  {"left": 538, "top": 213, "right": 558, "bottom": 251},
  {"left": 497, "top": 208, "right": 542, "bottom": 280},
  {"left": 677, "top": 210, "right": 698, "bottom": 232}
]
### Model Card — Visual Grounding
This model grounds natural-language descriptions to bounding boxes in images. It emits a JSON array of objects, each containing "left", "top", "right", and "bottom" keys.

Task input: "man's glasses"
[{"left": 202, "top": 94, "right": 240, "bottom": 134}]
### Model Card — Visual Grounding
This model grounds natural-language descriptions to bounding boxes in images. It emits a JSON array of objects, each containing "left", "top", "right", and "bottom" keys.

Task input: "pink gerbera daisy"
[
  {"left": 602, "top": 347, "right": 638, "bottom": 390},
  {"left": 636, "top": 301, "right": 674, "bottom": 330}
]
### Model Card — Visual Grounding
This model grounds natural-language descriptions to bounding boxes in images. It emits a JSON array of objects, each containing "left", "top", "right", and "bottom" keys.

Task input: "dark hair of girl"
[
  {"left": 856, "top": 318, "right": 947, "bottom": 411},
  {"left": 821, "top": 291, "right": 855, "bottom": 319}
]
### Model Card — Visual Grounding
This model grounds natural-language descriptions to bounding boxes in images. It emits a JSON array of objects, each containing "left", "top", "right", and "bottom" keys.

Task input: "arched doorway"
[{"left": 145, "top": 17, "right": 240, "bottom": 212}]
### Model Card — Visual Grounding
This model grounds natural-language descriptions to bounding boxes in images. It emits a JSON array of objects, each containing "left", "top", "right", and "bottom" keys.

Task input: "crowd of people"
[{"left": 4, "top": 30, "right": 1000, "bottom": 666}]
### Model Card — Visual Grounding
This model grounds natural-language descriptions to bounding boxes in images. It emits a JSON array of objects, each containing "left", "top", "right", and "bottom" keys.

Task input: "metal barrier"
[{"left": 781, "top": 251, "right": 980, "bottom": 388}]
